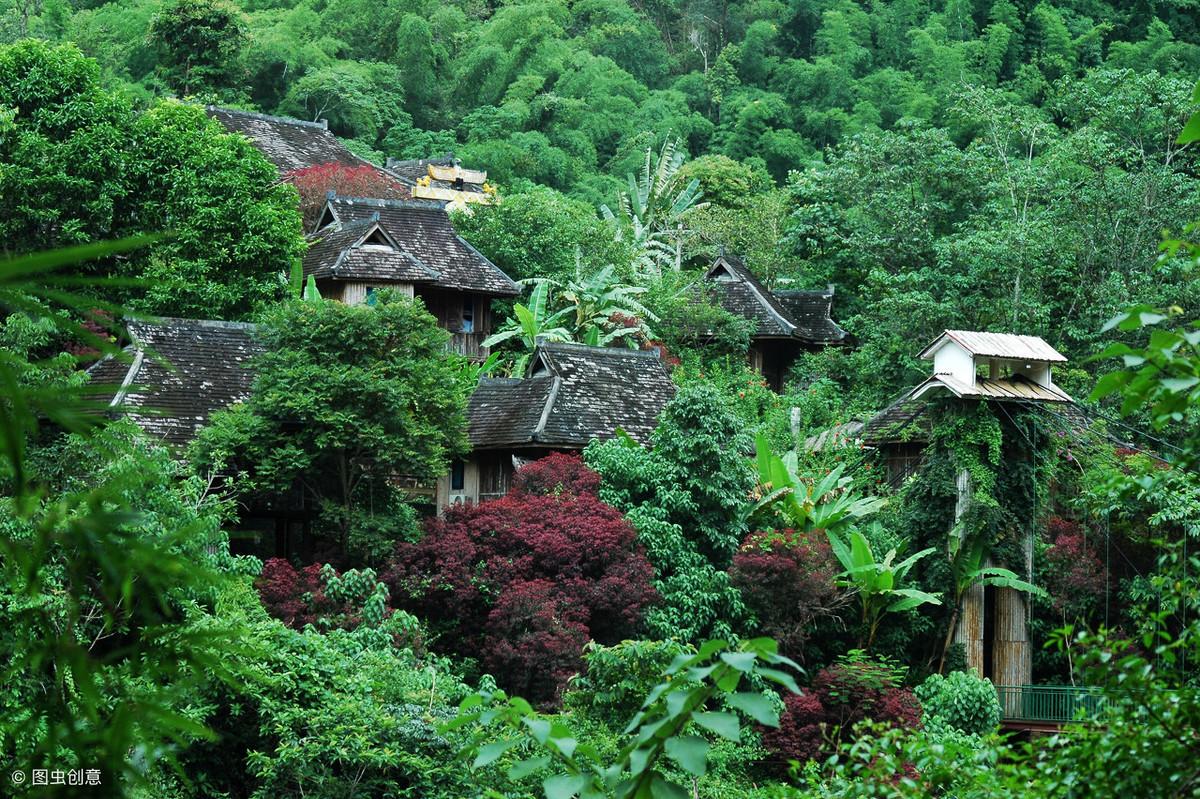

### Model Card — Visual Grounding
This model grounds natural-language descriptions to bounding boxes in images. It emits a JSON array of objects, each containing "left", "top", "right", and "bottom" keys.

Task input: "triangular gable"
[{"left": 705, "top": 254, "right": 797, "bottom": 338}]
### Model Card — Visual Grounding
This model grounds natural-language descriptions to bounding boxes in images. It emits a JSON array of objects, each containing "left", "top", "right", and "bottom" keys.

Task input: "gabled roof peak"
[
  {"left": 312, "top": 195, "right": 518, "bottom": 295},
  {"left": 705, "top": 254, "right": 846, "bottom": 344}
]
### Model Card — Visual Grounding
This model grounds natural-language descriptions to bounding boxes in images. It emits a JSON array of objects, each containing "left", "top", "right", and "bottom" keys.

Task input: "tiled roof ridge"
[
  {"left": 131, "top": 317, "right": 258, "bottom": 332},
  {"left": 538, "top": 340, "right": 664, "bottom": 361},
  {"left": 206, "top": 105, "right": 329, "bottom": 131},
  {"left": 329, "top": 194, "right": 447, "bottom": 211},
  {"left": 775, "top": 288, "right": 835, "bottom": 299},
  {"left": 386, "top": 155, "right": 456, "bottom": 169}
]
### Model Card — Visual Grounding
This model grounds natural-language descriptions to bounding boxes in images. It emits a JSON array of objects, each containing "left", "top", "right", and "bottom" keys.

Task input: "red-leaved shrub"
[
  {"left": 257, "top": 558, "right": 393, "bottom": 632},
  {"left": 287, "top": 162, "right": 410, "bottom": 229},
  {"left": 511, "top": 451, "right": 602, "bottom": 497},
  {"left": 384, "top": 454, "right": 656, "bottom": 706},
  {"left": 729, "top": 529, "right": 850, "bottom": 660},
  {"left": 762, "top": 655, "right": 921, "bottom": 770},
  {"left": 1044, "top": 517, "right": 1107, "bottom": 624},
  {"left": 258, "top": 559, "right": 328, "bottom": 628}
]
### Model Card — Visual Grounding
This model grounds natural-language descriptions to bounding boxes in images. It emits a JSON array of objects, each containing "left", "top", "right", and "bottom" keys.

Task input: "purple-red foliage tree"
[
  {"left": 729, "top": 529, "right": 851, "bottom": 660},
  {"left": 258, "top": 559, "right": 329, "bottom": 628},
  {"left": 1044, "top": 517, "right": 1108, "bottom": 625},
  {"left": 762, "top": 655, "right": 921, "bottom": 770},
  {"left": 384, "top": 453, "right": 657, "bottom": 706}
]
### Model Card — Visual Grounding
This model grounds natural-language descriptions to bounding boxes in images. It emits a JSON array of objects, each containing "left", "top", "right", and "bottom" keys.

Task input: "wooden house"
[
  {"left": 437, "top": 341, "right": 677, "bottom": 507},
  {"left": 304, "top": 195, "right": 519, "bottom": 359},
  {"left": 705, "top": 254, "right": 847, "bottom": 390},
  {"left": 87, "top": 319, "right": 307, "bottom": 554},
  {"left": 863, "top": 330, "right": 1074, "bottom": 696}
]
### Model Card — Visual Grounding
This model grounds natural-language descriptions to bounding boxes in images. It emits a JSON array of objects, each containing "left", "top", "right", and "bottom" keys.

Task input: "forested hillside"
[
  {"left": 4, "top": 2, "right": 1200, "bottom": 798},
  {"left": 6, "top": 0, "right": 1200, "bottom": 411}
]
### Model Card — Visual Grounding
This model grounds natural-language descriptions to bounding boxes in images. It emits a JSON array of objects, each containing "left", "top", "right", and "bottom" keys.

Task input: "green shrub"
[
  {"left": 564, "top": 639, "right": 692, "bottom": 726},
  {"left": 915, "top": 669, "right": 1001, "bottom": 737}
]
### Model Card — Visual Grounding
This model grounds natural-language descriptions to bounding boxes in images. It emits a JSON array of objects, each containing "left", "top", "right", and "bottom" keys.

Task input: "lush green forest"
[
  {"left": 3, "top": 0, "right": 1200, "bottom": 797},
  {"left": 6, "top": 0, "right": 1200, "bottom": 410}
]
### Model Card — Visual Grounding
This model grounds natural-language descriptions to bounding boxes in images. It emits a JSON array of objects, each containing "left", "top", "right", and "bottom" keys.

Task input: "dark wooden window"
[
  {"left": 461, "top": 298, "right": 475, "bottom": 333},
  {"left": 478, "top": 453, "right": 511, "bottom": 501},
  {"left": 450, "top": 459, "right": 465, "bottom": 491}
]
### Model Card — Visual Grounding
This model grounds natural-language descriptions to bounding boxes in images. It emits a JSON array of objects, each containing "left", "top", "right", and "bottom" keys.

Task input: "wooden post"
[
  {"left": 952, "top": 468, "right": 986, "bottom": 673},
  {"left": 993, "top": 529, "right": 1034, "bottom": 714}
]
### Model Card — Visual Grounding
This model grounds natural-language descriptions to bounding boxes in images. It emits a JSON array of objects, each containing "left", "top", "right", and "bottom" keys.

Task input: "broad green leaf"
[
  {"left": 509, "top": 755, "right": 551, "bottom": 781},
  {"left": 474, "top": 738, "right": 518, "bottom": 769},
  {"left": 1162, "top": 376, "right": 1200, "bottom": 393},
  {"left": 719, "top": 651, "right": 757, "bottom": 673},
  {"left": 544, "top": 773, "right": 586, "bottom": 799},
  {"left": 664, "top": 734, "right": 709, "bottom": 776},
  {"left": 692, "top": 711, "right": 740, "bottom": 741},
  {"left": 1178, "top": 111, "right": 1200, "bottom": 145},
  {"left": 753, "top": 662, "right": 801, "bottom": 695},
  {"left": 648, "top": 773, "right": 690, "bottom": 799},
  {"left": 726, "top": 692, "right": 779, "bottom": 726},
  {"left": 525, "top": 718, "right": 553, "bottom": 744}
]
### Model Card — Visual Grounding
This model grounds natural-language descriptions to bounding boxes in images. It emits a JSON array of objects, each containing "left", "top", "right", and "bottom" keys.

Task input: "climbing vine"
[
  {"left": 883, "top": 399, "right": 1058, "bottom": 664},
  {"left": 917, "top": 401, "right": 1055, "bottom": 571}
]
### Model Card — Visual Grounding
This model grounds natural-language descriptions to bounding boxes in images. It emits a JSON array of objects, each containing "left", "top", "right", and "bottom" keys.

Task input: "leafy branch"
[{"left": 446, "top": 637, "right": 801, "bottom": 799}]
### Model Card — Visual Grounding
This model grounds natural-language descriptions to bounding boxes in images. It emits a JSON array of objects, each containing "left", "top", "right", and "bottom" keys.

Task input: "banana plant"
[
  {"left": 534, "top": 259, "right": 659, "bottom": 348},
  {"left": 599, "top": 137, "right": 708, "bottom": 278},
  {"left": 482, "top": 282, "right": 572, "bottom": 375},
  {"left": 747, "top": 432, "right": 886, "bottom": 536},
  {"left": 288, "top": 258, "right": 322, "bottom": 301},
  {"left": 828, "top": 529, "right": 941, "bottom": 650},
  {"left": 937, "top": 532, "right": 1047, "bottom": 673}
]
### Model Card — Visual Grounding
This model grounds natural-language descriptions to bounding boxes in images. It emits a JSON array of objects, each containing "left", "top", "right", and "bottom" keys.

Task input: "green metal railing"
[{"left": 994, "top": 684, "right": 1105, "bottom": 724}]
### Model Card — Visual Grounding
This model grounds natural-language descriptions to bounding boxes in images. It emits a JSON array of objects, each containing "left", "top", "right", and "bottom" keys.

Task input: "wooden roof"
[
  {"left": 87, "top": 318, "right": 261, "bottom": 448},
  {"left": 705, "top": 255, "right": 846, "bottom": 344},
  {"left": 304, "top": 220, "right": 441, "bottom": 283},
  {"left": 467, "top": 342, "right": 676, "bottom": 450},
  {"left": 316, "top": 196, "right": 518, "bottom": 296},
  {"left": 208, "top": 107, "right": 359, "bottom": 173},
  {"left": 915, "top": 373, "right": 1073, "bottom": 403},
  {"left": 206, "top": 106, "right": 412, "bottom": 197}
]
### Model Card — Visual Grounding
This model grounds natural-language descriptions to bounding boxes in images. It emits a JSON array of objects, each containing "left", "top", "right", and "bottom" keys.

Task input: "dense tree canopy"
[
  {"left": 0, "top": 39, "right": 304, "bottom": 319},
  {"left": 193, "top": 294, "right": 471, "bottom": 559},
  {"left": 4, "top": 2, "right": 1200, "bottom": 797}
]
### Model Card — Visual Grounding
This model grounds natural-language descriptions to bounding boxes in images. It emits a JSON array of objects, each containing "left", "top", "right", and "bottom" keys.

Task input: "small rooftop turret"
[{"left": 911, "top": 330, "right": 1071, "bottom": 403}]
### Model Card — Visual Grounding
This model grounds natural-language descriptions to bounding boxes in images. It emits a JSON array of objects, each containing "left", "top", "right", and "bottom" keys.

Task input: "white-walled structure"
[{"left": 911, "top": 330, "right": 1072, "bottom": 403}]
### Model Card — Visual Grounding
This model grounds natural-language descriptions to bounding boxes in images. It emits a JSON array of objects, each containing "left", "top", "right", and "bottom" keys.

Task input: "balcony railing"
[
  {"left": 994, "top": 684, "right": 1105, "bottom": 724},
  {"left": 448, "top": 331, "right": 486, "bottom": 360}
]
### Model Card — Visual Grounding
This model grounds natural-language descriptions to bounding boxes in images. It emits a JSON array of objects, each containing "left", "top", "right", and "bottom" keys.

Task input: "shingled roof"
[
  {"left": 706, "top": 255, "right": 846, "bottom": 344},
  {"left": 774, "top": 289, "right": 847, "bottom": 343},
  {"left": 304, "top": 219, "right": 441, "bottom": 282},
  {"left": 207, "top": 107, "right": 364, "bottom": 173},
  {"left": 316, "top": 196, "right": 518, "bottom": 296},
  {"left": 87, "top": 318, "right": 261, "bottom": 448},
  {"left": 467, "top": 342, "right": 676, "bottom": 449}
]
